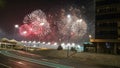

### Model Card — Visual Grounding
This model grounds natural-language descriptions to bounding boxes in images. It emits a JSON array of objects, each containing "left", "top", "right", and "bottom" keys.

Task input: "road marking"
[
  {"left": 9, "top": 59, "right": 25, "bottom": 65},
  {"left": 17, "top": 61, "right": 24, "bottom": 65},
  {"left": 42, "top": 59, "right": 59, "bottom": 63},
  {"left": 0, "top": 63, "right": 12, "bottom": 68}
]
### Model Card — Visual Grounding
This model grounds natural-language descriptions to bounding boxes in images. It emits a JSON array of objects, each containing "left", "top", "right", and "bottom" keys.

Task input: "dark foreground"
[{"left": 0, "top": 54, "right": 52, "bottom": 68}]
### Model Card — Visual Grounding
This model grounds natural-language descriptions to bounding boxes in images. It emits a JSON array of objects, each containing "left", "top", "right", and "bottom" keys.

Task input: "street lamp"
[
  {"left": 72, "top": 43, "right": 75, "bottom": 47},
  {"left": 67, "top": 14, "right": 71, "bottom": 18},
  {"left": 24, "top": 41, "right": 27, "bottom": 43},
  {"left": 33, "top": 41, "right": 36, "bottom": 43},
  {"left": 21, "top": 40, "right": 24, "bottom": 43},
  {"left": 14, "top": 24, "right": 19, "bottom": 39},
  {"left": 61, "top": 43, "right": 65, "bottom": 49},
  {"left": 67, "top": 14, "right": 72, "bottom": 58},
  {"left": 89, "top": 35, "right": 92, "bottom": 38},
  {"left": 54, "top": 42, "right": 57, "bottom": 45},
  {"left": 14, "top": 24, "right": 19, "bottom": 28},
  {"left": 47, "top": 42, "right": 51, "bottom": 45},
  {"left": 28, "top": 41, "right": 31, "bottom": 43},
  {"left": 38, "top": 41, "right": 40, "bottom": 43},
  {"left": 28, "top": 41, "right": 31, "bottom": 46},
  {"left": 89, "top": 35, "right": 92, "bottom": 42},
  {"left": 42, "top": 42, "right": 45, "bottom": 44}
]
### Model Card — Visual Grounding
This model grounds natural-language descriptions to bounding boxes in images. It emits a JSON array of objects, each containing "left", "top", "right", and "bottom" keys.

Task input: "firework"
[
  {"left": 19, "top": 8, "right": 88, "bottom": 42},
  {"left": 20, "top": 9, "right": 51, "bottom": 37},
  {"left": 58, "top": 8, "right": 87, "bottom": 43},
  {"left": 19, "top": 24, "right": 31, "bottom": 36},
  {"left": 23, "top": 10, "right": 47, "bottom": 24}
]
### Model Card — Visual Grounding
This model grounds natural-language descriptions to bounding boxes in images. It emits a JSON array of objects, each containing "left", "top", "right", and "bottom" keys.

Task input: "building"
[
  {"left": 96, "top": 0, "right": 120, "bottom": 39},
  {"left": 85, "top": 0, "right": 120, "bottom": 54}
]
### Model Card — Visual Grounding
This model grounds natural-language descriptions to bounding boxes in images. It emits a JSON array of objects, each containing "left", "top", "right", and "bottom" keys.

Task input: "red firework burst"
[
  {"left": 29, "top": 22, "right": 43, "bottom": 35},
  {"left": 19, "top": 24, "right": 32, "bottom": 36},
  {"left": 21, "top": 9, "right": 51, "bottom": 38}
]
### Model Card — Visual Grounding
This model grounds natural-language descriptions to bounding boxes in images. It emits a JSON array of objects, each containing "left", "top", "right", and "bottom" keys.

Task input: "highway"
[
  {"left": 0, "top": 53, "right": 52, "bottom": 68},
  {"left": 0, "top": 50, "right": 73, "bottom": 68}
]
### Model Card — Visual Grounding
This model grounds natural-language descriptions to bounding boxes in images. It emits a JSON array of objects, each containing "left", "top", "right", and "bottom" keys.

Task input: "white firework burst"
[
  {"left": 23, "top": 9, "right": 51, "bottom": 37},
  {"left": 58, "top": 8, "right": 87, "bottom": 42}
]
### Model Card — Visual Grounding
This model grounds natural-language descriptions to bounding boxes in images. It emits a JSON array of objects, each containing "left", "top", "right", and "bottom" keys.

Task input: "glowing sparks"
[
  {"left": 19, "top": 9, "right": 51, "bottom": 37},
  {"left": 40, "top": 22, "right": 44, "bottom": 26},
  {"left": 19, "top": 24, "right": 31, "bottom": 36},
  {"left": 58, "top": 7, "right": 87, "bottom": 43},
  {"left": 23, "top": 31, "right": 27, "bottom": 34},
  {"left": 19, "top": 7, "right": 89, "bottom": 43}
]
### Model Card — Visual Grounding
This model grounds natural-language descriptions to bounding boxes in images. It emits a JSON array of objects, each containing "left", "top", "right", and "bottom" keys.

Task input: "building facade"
[
  {"left": 85, "top": 0, "right": 120, "bottom": 54},
  {"left": 96, "top": 0, "right": 120, "bottom": 39}
]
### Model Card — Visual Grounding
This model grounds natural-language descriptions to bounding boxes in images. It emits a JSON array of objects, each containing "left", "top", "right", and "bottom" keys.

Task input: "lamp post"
[
  {"left": 67, "top": 43, "right": 70, "bottom": 57},
  {"left": 89, "top": 35, "right": 92, "bottom": 42},
  {"left": 67, "top": 14, "right": 71, "bottom": 58},
  {"left": 14, "top": 24, "right": 19, "bottom": 28},
  {"left": 89, "top": 35, "right": 92, "bottom": 38},
  {"left": 14, "top": 24, "right": 19, "bottom": 39}
]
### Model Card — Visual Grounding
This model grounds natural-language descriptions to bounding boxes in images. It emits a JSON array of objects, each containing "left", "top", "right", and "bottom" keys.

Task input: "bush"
[
  {"left": 57, "top": 45, "right": 63, "bottom": 50},
  {"left": 71, "top": 47, "right": 77, "bottom": 52}
]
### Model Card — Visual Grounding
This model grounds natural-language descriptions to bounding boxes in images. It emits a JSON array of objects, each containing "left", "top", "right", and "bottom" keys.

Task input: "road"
[
  {"left": 0, "top": 53, "right": 52, "bottom": 68},
  {"left": 0, "top": 50, "right": 73, "bottom": 68}
]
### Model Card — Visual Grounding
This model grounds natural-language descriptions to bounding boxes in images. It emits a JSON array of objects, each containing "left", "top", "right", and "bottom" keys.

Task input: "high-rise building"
[
  {"left": 85, "top": 0, "right": 120, "bottom": 54},
  {"left": 96, "top": 0, "right": 120, "bottom": 39}
]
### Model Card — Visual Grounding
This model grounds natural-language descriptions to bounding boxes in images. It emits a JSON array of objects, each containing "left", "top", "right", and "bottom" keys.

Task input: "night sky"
[{"left": 0, "top": 0, "right": 94, "bottom": 41}]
